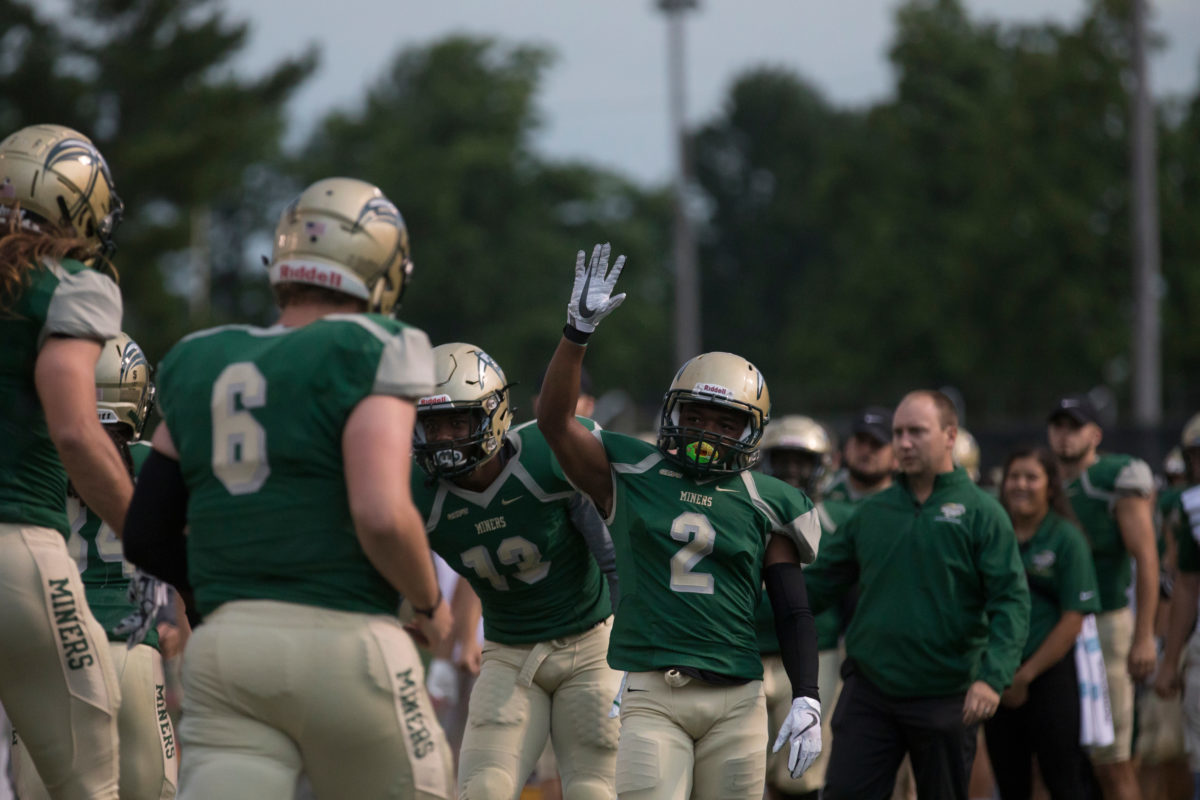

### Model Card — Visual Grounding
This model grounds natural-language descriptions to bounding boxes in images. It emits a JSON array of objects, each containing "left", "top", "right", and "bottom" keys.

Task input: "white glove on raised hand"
[
  {"left": 426, "top": 658, "right": 459, "bottom": 705},
  {"left": 772, "top": 696, "right": 822, "bottom": 779},
  {"left": 112, "top": 570, "right": 171, "bottom": 648},
  {"left": 567, "top": 243, "right": 627, "bottom": 334}
]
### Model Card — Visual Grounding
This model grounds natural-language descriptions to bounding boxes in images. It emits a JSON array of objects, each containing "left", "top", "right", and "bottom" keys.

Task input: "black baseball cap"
[
  {"left": 850, "top": 406, "right": 893, "bottom": 444},
  {"left": 1048, "top": 394, "right": 1101, "bottom": 427}
]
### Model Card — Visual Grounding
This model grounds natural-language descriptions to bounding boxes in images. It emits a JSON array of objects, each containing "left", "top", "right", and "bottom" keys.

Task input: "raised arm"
[{"left": 537, "top": 244, "right": 626, "bottom": 517}]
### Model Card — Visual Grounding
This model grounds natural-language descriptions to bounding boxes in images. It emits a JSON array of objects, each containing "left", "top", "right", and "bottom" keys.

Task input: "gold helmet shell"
[
  {"left": 413, "top": 343, "right": 513, "bottom": 478},
  {"left": 658, "top": 351, "right": 770, "bottom": 474},
  {"left": 0, "top": 124, "right": 123, "bottom": 262},
  {"left": 95, "top": 332, "right": 154, "bottom": 440},
  {"left": 1182, "top": 413, "right": 1200, "bottom": 450},
  {"left": 269, "top": 177, "right": 413, "bottom": 316},
  {"left": 953, "top": 427, "right": 981, "bottom": 482}
]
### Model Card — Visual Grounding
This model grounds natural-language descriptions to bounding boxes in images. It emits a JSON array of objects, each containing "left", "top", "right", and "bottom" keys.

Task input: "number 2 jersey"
[
  {"left": 156, "top": 315, "right": 435, "bottom": 618},
  {"left": 598, "top": 432, "right": 819, "bottom": 680},
  {"left": 412, "top": 420, "right": 613, "bottom": 645},
  {"left": 66, "top": 440, "right": 158, "bottom": 647}
]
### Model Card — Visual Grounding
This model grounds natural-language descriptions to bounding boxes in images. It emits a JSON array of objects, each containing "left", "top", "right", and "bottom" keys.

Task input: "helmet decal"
[
  {"left": 472, "top": 349, "right": 502, "bottom": 390},
  {"left": 119, "top": 339, "right": 148, "bottom": 383},
  {"left": 44, "top": 137, "right": 115, "bottom": 219}
]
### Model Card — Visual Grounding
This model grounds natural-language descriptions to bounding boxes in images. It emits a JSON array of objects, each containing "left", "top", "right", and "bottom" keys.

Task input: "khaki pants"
[
  {"left": 178, "top": 599, "right": 453, "bottom": 800},
  {"left": 15, "top": 642, "right": 178, "bottom": 799},
  {"left": 1181, "top": 633, "right": 1200, "bottom": 771},
  {"left": 763, "top": 649, "right": 841, "bottom": 793},
  {"left": 0, "top": 523, "right": 120, "bottom": 800},
  {"left": 615, "top": 670, "right": 767, "bottom": 800},
  {"left": 458, "top": 618, "right": 620, "bottom": 800},
  {"left": 1089, "top": 607, "right": 1134, "bottom": 765}
]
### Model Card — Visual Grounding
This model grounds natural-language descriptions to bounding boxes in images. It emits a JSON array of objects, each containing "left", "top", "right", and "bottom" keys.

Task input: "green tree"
[
  {"left": 300, "top": 36, "right": 673, "bottom": 419},
  {"left": 0, "top": 0, "right": 315, "bottom": 361}
]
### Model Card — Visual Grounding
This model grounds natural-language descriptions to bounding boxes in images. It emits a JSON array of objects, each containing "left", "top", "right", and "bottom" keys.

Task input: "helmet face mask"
[
  {"left": 657, "top": 352, "right": 770, "bottom": 476},
  {"left": 0, "top": 124, "right": 124, "bottom": 264},
  {"left": 269, "top": 178, "right": 412, "bottom": 316},
  {"left": 759, "top": 414, "right": 833, "bottom": 493},
  {"left": 414, "top": 344, "right": 513, "bottom": 479},
  {"left": 95, "top": 333, "right": 154, "bottom": 441}
]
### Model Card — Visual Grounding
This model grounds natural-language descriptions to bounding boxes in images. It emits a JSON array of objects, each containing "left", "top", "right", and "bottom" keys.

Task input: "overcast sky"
[{"left": 224, "top": 1, "right": 1200, "bottom": 184}]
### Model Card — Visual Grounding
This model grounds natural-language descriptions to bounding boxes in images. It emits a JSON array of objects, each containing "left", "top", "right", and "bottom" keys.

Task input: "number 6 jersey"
[
  {"left": 598, "top": 432, "right": 819, "bottom": 680},
  {"left": 156, "top": 314, "right": 434, "bottom": 618}
]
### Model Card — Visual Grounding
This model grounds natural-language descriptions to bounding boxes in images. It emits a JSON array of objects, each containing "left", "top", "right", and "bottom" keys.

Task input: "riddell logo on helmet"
[
  {"left": 694, "top": 382, "right": 734, "bottom": 398},
  {"left": 418, "top": 394, "right": 453, "bottom": 406},
  {"left": 277, "top": 263, "right": 342, "bottom": 288}
]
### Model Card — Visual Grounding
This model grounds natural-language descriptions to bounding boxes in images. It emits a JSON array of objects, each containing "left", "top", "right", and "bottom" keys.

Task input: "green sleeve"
[
  {"left": 1056, "top": 520, "right": 1102, "bottom": 613},
  {"left": 974, "top": 506, "right": 1031, "bottom": 693},
  {"left": 802, "top": 512, "right": 859, "bottom": 615}
]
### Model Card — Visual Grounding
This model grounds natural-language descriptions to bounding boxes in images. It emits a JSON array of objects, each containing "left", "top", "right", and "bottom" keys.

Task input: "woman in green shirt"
[{"left": 984, "top": 445, "right": 1101, "bottom": 799}]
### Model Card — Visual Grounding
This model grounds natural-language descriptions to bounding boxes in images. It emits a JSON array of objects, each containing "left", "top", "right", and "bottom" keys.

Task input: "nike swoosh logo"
[
  {"left": 714, "top": 486, "right": 739, "bottom": 493},
  {"left": 1080, "top": 591, "right": 1094, "bottom": 600},
  {"left": 577, "top": 263, "right": 597, "bottom": 319},
  {"left": 501, "top": 497, "right": 522, "bottom": 506}
]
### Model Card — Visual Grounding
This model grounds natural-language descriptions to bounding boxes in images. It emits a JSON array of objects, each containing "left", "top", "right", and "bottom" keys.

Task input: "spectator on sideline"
[
  {"left": 984, "top": 446, "right": 1099, "bottom": 799},
  {"left": 805, "top": 390, "right": 1030, "bottom": 800},
  {"left": 1048, "top": 394, "right": 1158, "bottom": 800}
]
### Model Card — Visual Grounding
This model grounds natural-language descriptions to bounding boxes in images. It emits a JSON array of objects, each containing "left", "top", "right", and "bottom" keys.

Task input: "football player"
[
  {"left": 1048, "top": 394, "right": 1158, "bottom": 799},
  {"left": 13, "top": 333, "right": 179, "bottom": 799},
  {"left": 413, "top": 342, "right": 622, "bottom": 800},
  {"left": 537, "top": 244, "right": 823, "bottom": 800},
  {"left": 122, "top": 177, "right": 454, "bottom": 799},
  {"left": 0, "top": 123, "right": 127, "bottom": 799},
  {"left": 755, "top": 416, "right": 837, "bottom": 800}
]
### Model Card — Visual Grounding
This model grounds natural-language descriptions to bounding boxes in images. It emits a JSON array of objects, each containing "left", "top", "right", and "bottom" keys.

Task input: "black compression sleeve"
[
  {"left": 764, "top": 561, "right": 820, "bottom": 701},
  {"left": 123, "top": 449, "right": 192, "bottom": 596}
]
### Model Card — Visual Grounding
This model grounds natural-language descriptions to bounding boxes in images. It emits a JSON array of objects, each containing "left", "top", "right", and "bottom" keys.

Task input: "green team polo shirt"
[
  {"left": 1018, "top": 511, "right": 1100, "bottom": 661},
  {"left": 1066, "top": 453, "right": 1155, "bottom": 611},
  {"left": 805, "top": 467, "right": 1030, "bottom": 696},
  {"left": 0, "top": 258, "right": 122, "bottom": 535}
]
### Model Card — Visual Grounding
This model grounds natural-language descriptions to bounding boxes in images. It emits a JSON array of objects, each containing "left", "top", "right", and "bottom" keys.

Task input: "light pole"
[
  {"left": 658, "top": 0, "right": 701, "bottom": 365},
  {"left": 1130, "top": 0, "right": 1161, "bottom": 427}
]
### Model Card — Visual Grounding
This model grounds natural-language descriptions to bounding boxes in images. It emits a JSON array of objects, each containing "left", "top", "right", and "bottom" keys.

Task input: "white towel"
[{"left": 1075, "top": 614, "right": 1114, "bottom": 748}]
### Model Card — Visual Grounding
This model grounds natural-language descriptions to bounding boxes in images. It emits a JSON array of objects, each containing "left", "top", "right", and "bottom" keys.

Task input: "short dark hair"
[
  {"left": 901, "top": 389, "right": 958, "bottom": 429},
  {"left": 273, "top": 281, "right": 367, "bottom": 311}
]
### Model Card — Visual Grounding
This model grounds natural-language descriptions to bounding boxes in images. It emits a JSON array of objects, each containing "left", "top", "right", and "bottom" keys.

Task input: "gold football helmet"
[
  {"left": 0, "top": 124, "right": 123, "bottom": 261},
  {"left": 658, "top": 351, "right": 770, "bottom": 475},
  {"left": 95, "top": 332, "right": 154, "bottom": 440},
  {"left": 413, "top": 343, "right": 513, "bottom": 478},
  {"left": 269, "top": 177, "right": 413, "bottom": 316},
  {"left": 953, "top": 427, "right": 981, "bottom": 482},
  {"left": 760, "top": 414, "right": 833, "bottom": 493},
  {"left": 1181, "top": 413, "right": 1200, "bottom": 450}
]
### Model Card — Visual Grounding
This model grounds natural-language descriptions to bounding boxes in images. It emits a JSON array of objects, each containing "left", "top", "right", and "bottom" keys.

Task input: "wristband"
[
  {"left": 563, "top": 324, "right": 592, "bottom": 345},
  {"left": 412, "top": 589, "right": 443, "bottom": 619}
]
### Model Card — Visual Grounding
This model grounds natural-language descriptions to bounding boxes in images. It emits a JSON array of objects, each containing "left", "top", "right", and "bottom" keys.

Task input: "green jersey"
[
  {"left": 66, "top": 441, "right": 159, "bottom": 648},
  {"left": 0, "top": 258, "right": 121, "bottom": 535},
  {"left": 1173, "top": 485, "right": 1200, "bottom": 574},
  {"left": 806, "top": 467, "right": 1030, "bottom": 696},
  {"left": 157, "top": 315, "right": 434, "bottom": 618},
  {"left": 600, "top": 432, "right": 819, "bottom": 680},
  {"left": 414, "top": 421, "right": 611, "bottom": 644},
  {"left": 1018, "top": 511, "right": 1100, "bottom": 661},
  {"left": 1066, "top": 454, "right": 1155, "bottom": 611}
]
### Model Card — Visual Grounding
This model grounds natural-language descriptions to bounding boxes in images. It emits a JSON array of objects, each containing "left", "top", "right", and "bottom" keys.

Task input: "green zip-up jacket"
[{"left": 805, "top": 467, "right": 1029, "bottom": 697}]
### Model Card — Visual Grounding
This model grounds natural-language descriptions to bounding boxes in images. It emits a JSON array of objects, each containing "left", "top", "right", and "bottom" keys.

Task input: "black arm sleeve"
[
  {"left": 764, "top": 561, "right": 820, "bottom": 701},
  {"left": 123, "top": 449, "right": 192, "bottom": 598}
]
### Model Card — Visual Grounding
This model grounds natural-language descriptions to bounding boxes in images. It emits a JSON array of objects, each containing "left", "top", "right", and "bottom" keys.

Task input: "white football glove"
[
  {"left": 112, "top": 570, "right": 171, "bottom": 648},
  {"left": 772, "top": 696, "right": 822, "bottom": 779},
  {"left": 426, "top": 658, "right": 459, "bottom": 705},
  {"left": 567, "top": 243, "right": 627, "bottom": 333}
]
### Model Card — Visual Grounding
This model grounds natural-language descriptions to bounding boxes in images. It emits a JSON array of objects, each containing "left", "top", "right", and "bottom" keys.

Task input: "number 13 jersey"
[
  {"left": 156, "top": 315, "right": 434, "bottom": 618},
  {"left": 598, "top": 432, "right": 819, "bottom": 680}
]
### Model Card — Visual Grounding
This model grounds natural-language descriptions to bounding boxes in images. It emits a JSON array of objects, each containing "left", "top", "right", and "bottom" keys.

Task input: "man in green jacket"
[{"left": 804, "top": 390, "right": 1030, "bottom": 800}]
